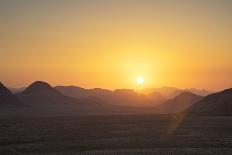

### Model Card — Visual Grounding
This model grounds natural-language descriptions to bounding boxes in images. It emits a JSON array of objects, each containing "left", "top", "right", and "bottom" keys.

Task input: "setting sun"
[
  {"left": 137, "top": 77, "right": 145, "bottom": 85},
  {"left": 1, "top": 1, "right": 232, "bottom": 154}
]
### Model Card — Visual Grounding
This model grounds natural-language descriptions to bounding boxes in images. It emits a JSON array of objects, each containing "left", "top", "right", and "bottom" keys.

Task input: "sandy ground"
[{"left": 0, "top": 114, "right": 232, "bottom": 154}]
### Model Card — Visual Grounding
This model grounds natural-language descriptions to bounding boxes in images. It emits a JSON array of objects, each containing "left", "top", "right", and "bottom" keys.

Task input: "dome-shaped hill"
[
  {"left": 22, "top": 81, "right": 61, "bottom": 96},
  {"left": 19, "top": 81, "right": 73, "bottom": 104},
  {"left": 19, "top": 81, "right": 107, "bottom": 106}
]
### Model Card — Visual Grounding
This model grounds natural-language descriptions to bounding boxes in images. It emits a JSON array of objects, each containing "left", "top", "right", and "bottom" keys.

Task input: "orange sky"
[{"left": 0, "top": 0, "right": 232, "bottom": 91}]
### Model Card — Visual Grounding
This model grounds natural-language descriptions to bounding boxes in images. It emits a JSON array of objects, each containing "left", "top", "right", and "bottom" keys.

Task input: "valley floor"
[{"left": 0, "top": 114, "right": 232, "bottom": 154}]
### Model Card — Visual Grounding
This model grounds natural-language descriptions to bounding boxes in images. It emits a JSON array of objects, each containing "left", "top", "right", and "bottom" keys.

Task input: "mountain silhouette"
[
  {"left": 154, "top": 92, "right": 202, "bottom": 113},
  {"left": 19, "top": 81, "right": 105, "bottom": 105},
  {"left": 0, "top": 82, "right": 23, "bottom": 106},
  {"left": 112, "top": 89, "right": 155, "bottom": 107},
  {"left": 55, "top": 86, "right": 113, "bottom": 98},
  {"left": 187, "top": 88, "right": 232, "bottom": 115},
  {"left": 55, "top": 86, "right": 89, "bottom": 98},
  {"left": 22, "top": 81, "right": 61, "bottom": 96},
  {"left": 184, "top": 88, "right": 212, "bottom": 96},
  {"left": 143, "top": 87, "right": 212, "bottom": 99},
  {"left": 55, "top": 86, "right": 159, "bottom": 107},
  {"left": 143, "top": 87, "right": 181, "bottom": 98}
]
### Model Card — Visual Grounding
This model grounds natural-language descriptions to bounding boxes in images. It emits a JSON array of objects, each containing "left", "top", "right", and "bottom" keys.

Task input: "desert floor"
[{"left": 1, "top": 114, "right": 232, "bottom": 155}]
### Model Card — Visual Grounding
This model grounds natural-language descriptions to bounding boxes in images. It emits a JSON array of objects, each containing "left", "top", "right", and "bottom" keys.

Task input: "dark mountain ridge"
[
  {"left": 55, "top": 86, "right": 160, "bottom": 107},
  {"left": 187, "top": 88, "right": 232, "bottom": 115},
  {"left": 0, "top": 82, "right": 23, "bottom": 106},
  {"left": 143, "top": 87, "right": 212, "bottom": 99},
  {"left": 18, "top": 81, "right": 105, "bottom": 106}
]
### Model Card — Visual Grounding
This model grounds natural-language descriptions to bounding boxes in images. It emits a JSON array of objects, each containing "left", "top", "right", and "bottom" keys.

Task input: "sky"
[{"left": 0, "top": 0, "right": 232, "bottom": 90}]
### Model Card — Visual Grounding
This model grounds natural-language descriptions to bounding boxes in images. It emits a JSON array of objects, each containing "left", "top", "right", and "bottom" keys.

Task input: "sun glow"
[{"left": 136, "top": 76, "right": 145, "bottom": 85}]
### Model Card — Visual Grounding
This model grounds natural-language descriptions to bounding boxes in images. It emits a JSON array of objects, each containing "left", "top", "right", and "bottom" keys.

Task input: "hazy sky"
[{"left": 0, "top": 0, "right": 232, "bottom": 90}]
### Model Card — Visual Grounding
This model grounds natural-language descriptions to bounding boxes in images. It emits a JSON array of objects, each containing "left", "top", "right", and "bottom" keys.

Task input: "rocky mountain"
[
  {"left": 112, "top": 89, "right": 155, "bottom": 107},
  {"left": 54, "top": 86, "right": 90, "bottom": 98},
  {"left": 0, "top": 82, "right": 23, "bottom": 106},
  {"left": 143, "top": 87, "right": 212, "bottom": 99},
  {"left": 143, "top": 87, "right": 180, "bottom": 98},
  {"left": 19, "top": 81, "right": 104, "bottom": 106},
  {"left": 154, "top": 92, "right": 202, "bottom": 113},
  {"left": 187, "top": 88, "right": 232, "bottom": 115},
  {"left": 55, "top": 86, "right": 159, "bottom": 107},
  {"left": 184, "top": 88, "right": 212, "bottom": 96}
]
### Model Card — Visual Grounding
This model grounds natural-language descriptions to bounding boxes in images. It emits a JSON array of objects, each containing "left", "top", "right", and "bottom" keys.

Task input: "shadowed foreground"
[{"left": 1, "top": 115, "right": 232, "bottom": 155}]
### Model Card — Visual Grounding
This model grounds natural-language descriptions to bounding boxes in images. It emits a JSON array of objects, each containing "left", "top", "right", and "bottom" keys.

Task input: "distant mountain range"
[
  {"left": 9, "top": 85, "right": 212, "bottom": 99},
  {"left": 18, "top": 81, "right": 106, "bottom": 106},
  {"left": 142, "top": 87, "right": 212, "bottom": 98},
  {"left": 1, "top": 81, "right": 231, "bottom": 116},
  {"left": 55, "top": 86, "right": 160, "bottom": 107},
  {"left": 54, "top": 86, "right": 212, "bottom": 107}
]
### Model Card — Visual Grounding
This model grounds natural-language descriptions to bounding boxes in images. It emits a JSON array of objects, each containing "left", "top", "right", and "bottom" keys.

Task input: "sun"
[{"left": 136, "top": 76, "right": 145, "bottom": 85}]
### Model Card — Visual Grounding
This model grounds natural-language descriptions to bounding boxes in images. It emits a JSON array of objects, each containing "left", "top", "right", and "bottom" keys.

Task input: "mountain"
[
  {"left": 184, "top": 88, "right": 212, "bottom": 96},
  {"left": 143, "top": 87, "right": 180, "bottom": 99},
  {"left": 187, "top": 88, "right": 232, "bottom": 115},
  {"left": 154, "top": 92, "right": 202, "bottom": 113},
  {"left": 22, "top": 81, "right": 61, "bottom": 96},
  {"left": 147, "top": 91, "right": 166, "bottom": 104},
  {"left": 0, "top": 82, "right": 23, "bottom": 106},
  {"left": 143, "top": 87, "right": 212, "bottom": 99},
  {"left": 19, "top": 81, "right": 74, "bottom": 104},
  {"left": 112, "top": 89, "right": 155, "bottom": 107},
  {"left": 19, "top": 81, "right": 104, "bottom": 106},
  {"left": 55, "top": 86, "right": 113, "bottom": 97},
  {"left": 55, "top": 86, "right": 159, "bottom": 107},
  {"left": 54, "top": 86, "right": 89, "bottom": 98}
]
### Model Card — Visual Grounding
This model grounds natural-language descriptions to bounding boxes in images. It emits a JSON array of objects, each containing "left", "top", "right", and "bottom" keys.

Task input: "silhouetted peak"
[
  {"left": 202, "top": 88, "right": 232, "bottom": 100},
  {"left": 187, "top": 88, "right": 232, "bottom": 115},
  {"left": 22, "top": 81, "right": 58, "bottom": 95},
  {"left": 0, "top": 82, "right": 23, "bottom": 106},
  {"left": 154, "top": 90, "right": 202, "bottom": 114},
  {"left": 0, "top": 82, "right": 12, "bottom": 94},
  {"left": 29, "top": 81, "right": 52, "bottom": 88}
]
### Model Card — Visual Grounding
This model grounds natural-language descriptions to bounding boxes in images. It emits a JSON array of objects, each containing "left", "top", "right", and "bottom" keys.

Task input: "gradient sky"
[{"left": 0, "top": 0, "right": 232, "bottom": 90}]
